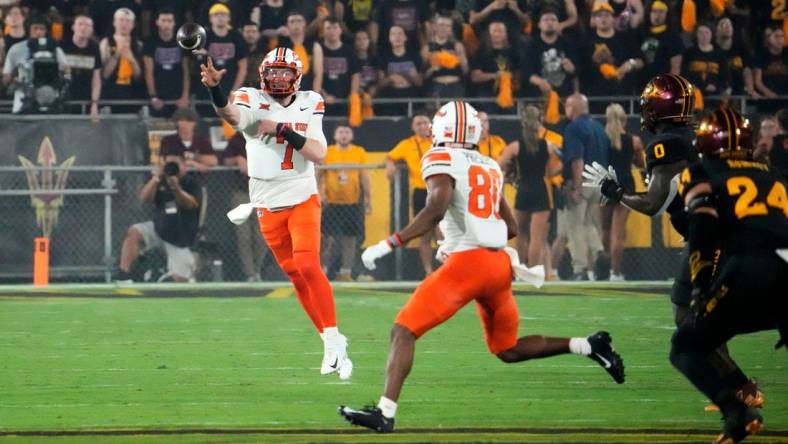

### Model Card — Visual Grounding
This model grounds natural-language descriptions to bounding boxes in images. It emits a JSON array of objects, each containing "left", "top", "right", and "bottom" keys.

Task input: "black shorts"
[
  {"left": 514, "top": 178, "right": 553, "bottom": 212},
  {"left": 412, "top": 188, "right": 428, "bottom": 215},
  {"left": 322, "top": 204, "right": 364, "bottom": 237}
]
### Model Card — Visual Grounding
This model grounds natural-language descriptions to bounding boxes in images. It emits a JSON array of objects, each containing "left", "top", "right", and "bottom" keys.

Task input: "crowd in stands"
[{"left": 0, "top": 0, "right": 786, "bottom": 117}]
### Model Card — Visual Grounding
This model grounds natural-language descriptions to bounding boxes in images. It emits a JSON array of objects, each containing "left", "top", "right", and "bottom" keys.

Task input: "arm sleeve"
[
  {"left": 388, "top": 141, "right": 407, "bottom": 160},
  {"left": 231, "top": 88, "right": 260, "bottom": 131},
  {"left": 561, "top": 124, "right": 583, "bottom": 162},
  {"left": 306, "top": 94, "right": 327, "bottom": 147},
  {"left": 421, "top": 148, "right": 454, "bottom": 181}
]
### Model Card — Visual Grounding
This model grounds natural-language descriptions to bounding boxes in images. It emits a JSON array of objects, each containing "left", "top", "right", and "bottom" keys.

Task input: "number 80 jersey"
[
  {"left": 421, "top": 147, "right": 508, "bottom": 254},
  {"left": 231, "top": 87, "right": 327, "bottom": 209}
]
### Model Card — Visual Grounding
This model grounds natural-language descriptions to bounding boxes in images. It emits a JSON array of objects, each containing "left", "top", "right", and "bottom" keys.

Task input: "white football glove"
[
  {"left": 361, "top": 240, "right": 394, "bottom": 270},
  {"left": 581, "top": 161, "right": 618, "bottom": 188}
]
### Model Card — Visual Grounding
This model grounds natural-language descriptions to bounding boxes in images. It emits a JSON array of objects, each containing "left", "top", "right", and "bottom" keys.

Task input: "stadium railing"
[{"left": 1, "top": 94, "right": 783, "bottom": 118}]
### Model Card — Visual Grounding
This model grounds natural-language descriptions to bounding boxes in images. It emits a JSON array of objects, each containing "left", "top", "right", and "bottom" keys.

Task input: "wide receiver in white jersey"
[
  {"left": 200, "top": 47, "right": 351, "bottom": 379},
  {"left": 339, "top": 101, "right": 626, "bottom": 433}
]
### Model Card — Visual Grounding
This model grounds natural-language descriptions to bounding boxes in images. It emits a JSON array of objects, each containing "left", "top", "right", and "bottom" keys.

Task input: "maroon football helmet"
[
  {"left": 695, "top": 107, "right": 753, "bottom": 159},
  {"left": 639, "top": 74, "right": 695, "bottom": 132}
]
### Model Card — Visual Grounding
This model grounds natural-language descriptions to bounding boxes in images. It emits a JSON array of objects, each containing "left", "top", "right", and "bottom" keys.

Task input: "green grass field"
[{"left": 0, "top": 283, "right": 786, "bottom": 443}]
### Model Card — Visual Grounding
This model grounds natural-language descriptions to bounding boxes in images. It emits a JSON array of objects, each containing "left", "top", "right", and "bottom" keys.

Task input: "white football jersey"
[
  {"left": 231, "top": 88, "right": 327, "bottom": 209},
  {"left": 421, "top": 147, "right": 508, "bottom": 254}
]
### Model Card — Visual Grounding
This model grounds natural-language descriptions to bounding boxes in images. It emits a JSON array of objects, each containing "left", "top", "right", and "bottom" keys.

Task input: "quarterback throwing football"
[{"left": 201, "top": 48, "right": 352, "bottom": 379}]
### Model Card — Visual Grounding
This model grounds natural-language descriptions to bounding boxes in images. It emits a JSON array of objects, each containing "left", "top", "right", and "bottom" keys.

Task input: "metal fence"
[
  {"left": 2, "top": 94, "right": 785, "bottom": 118},
  {"left": 0, "top": 163, "right": 685, "bottom": 284}
]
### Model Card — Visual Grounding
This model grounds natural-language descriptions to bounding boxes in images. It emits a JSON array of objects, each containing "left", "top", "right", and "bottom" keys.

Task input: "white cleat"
[{"left": 321, "top": 334, "right": 352, "bottom": 379}]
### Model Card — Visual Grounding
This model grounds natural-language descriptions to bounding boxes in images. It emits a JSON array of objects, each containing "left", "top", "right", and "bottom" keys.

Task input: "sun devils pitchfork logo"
[{"left": 18, "top": 137, "right": 76, "bottom": 237}]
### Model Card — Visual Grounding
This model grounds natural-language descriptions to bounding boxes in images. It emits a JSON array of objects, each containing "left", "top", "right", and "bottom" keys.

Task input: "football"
[{"left": 176, "top": 23, "right": 207, "bottom": 51}]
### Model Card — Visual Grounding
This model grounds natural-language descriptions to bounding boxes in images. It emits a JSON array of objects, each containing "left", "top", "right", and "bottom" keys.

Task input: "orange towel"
[
  {"left": 430, "top": 50, "right": 460, "bottom": 69},
  {"left": 681, "top": 0, "right": 696, "bottom": 33},
  {"left": 293, "top": 44, "right": 310, "bottom": 74},
  {"left": 51, "top": 22, "right": 63, "bottom": 41},
  {"left": 496, "top": 71, "right": 514, "bottom": 108},
  {"left": 709, "top": 0, "right": 729, "bottom": 17},
  {"left": 223, "top": 120, "right": 236, "bottom": 140},
  {"left": 116, "top": 56, "right": 133, "bottom": 85},
  {"left": 362, "top": 92, "right": 374, "bottom": 118},
  {"left": 693, "top": 87, "right": 704, "bottom": 110},
  {"left": 600, "top": 63, "right": 618, "bottom": 80},
  {"left": 349, "top": 92, "right": 362, "bottom": 127},
  {"left": 784, "top": 18, "right": 788, "bottom": 47},
  {"left": 462, "top": 24, "right": 480, "bottom": 58},
  {"left": 545, "top": 90, "right": 560, "bottom": 124}
]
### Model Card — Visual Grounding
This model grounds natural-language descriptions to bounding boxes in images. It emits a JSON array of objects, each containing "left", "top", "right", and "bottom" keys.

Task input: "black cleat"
[
  {"left": 338, "top": 405, "right": 395, "bottom": 433},
  {"left": 587, "top": 331, "right": 625, "bottom": 384},
  {"left": 714, "top": 406, "right": 763, "bottom": 443}
]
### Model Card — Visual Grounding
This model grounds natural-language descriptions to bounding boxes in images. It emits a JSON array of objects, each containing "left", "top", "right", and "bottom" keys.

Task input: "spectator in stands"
[
  {"left": 143, "top": 8, "right": 189, "bottom": 118},
  {"left": 769, "top": 108, "right": 788, "bottom": 180},
  {"left": 354, "top": 29, "right": 379, "bottom": 102},
  {"left": 681, "top": 22, "right": 730, "bottom": 103},
  {"left": 637, "top": 0, "right": 683, "bottom": 86},
  {"left": 497, "top": 105, "right": 559, "bottom": 268},
  {"left": 386, "top": 112, "right": 435, "bottom": 276},
  {"left": 252, "top": 0, "right": 288, "bottom": 42},
  {"left": 278, "top": 10, "right": 320, "bottom": 91},
  {"left": 715, "top": 17, "right": 751, "bottom": 97},
  {"left": 421, "top": 11, "right": 468, "bottom": 98},
  {"left": 99, "top": 8, "right": 144, "bottom": 114},
  {"left": 562, "top": 93, "right": 606, "bottom": 280},
  {"left": 319, "top": 124, "right": 371, "bottom": 282},
  {"left": 316, "top": 16, "right": 361, "bottom": 116},
  {"left": 520, "top": 8, "right": 579, "bottom": 99},
  {"left": 61, "top": 14, "right": 102, "bottom": 120},
  {"left": 334, "top": 0, "right": 378, "bottom": 36},
  {"left": 116, "top": 155, "right": 201, "bottom": 283},
  {"left": 376, "top": 25, "right": 423, "bottom": 115},
  {"left": 3, "top": 16, "right": 69, "bottom": 114},
  {"left": 91, "top": 0, "right": 139, "bottom": 38},
  {"left": 527, "top": 0, "right": 578, "bottom": 35},
  {"left": 287, "top": 0, "right": 331, "bottom": 39},
  {"left": 197, "top": 0, "right": 247, "bottom": 32},
  {"left": 608, "top": 0, "right": 644, "bottom": 31},
  {"left": 754, "top": 113, "right": 778, "bottom": 162},
  {"left": 753, "top": 24, "right": 788, "bottom": 111},
  {"left": 191, "top": 3, "right": 248, "bottom": 115},
  {"left": 581, "top": 2, "right": 643, "bottom": 106},
  {"left": 374, "top": 0, "right": 430, "bottom": 54},
  {"left": 241, "top": 21, "right": 268, "bottom": 87},
  {"left": 470, "top": 20, "right": 518, "bottom": 113},
  {"left": 223, "top": 131, "right": 268, "bottom": 281},
  {"left": 601, "top": 103, "right": 642, "bottom": 281},
  {"left": 159, "top": 108, "right": 218, "bottom": 173},
  {"left": 1, "top": 6, "right": 27, "bottom": 71},
  {"left": 477, "top": 111, "right": 506, "bottom": 159},
  {"left": 469, "top": 0, "right": 529, "bottom": 45}
]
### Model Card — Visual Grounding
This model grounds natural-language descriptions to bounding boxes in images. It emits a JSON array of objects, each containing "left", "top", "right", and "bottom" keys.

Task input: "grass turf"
[{"left": 0, "top": 284, "right": 785, "bottom": 443}]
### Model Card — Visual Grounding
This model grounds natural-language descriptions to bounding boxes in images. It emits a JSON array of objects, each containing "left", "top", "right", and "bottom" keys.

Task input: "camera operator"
[
  {"left": 2, "top": 15, "right": 69, "bottom": 114},
  {"left": 115, "top": 155, "right": 202, "bottom": 283}
]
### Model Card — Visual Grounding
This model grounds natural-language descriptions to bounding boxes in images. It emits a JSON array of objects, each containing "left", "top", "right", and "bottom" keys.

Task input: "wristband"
[
  {"left": 209, "top": 84, "right": 227, "bottom": 108},
  {"left": 386, "top": 233, "right": 403, "bottom": 249},
  {"left": 276, "top": 123, "right": 307, "bottom": 150}
]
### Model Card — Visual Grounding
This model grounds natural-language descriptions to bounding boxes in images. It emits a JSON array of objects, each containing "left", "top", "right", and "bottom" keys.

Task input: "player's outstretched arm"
[
  {"left": 360, "top": 174, "right": 453, "bottom": 270},
  {"left": 620, "top": 161, "right": 685, "bottom": 215},
  {"left": 200, "top": 57, "right": 241, "bottom": 126}
]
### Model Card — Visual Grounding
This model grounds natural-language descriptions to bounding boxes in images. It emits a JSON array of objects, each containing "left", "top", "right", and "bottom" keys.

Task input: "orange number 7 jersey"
[{"left": 421, "top": 147, "right": 508, "bottom": 254}]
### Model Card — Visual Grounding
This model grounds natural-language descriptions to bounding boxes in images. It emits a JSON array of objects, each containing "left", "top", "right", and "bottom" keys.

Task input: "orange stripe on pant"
[
  {"left": 257, "top": 194, "right": 336, "bottom": 332},
  {"left": 395, "top": 248, "right": 519, "bottom": 354}
]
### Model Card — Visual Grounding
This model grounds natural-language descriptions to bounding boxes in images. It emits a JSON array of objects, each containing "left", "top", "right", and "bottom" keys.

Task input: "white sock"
[
  {"left": 378, "top": 396, "right": 397, "bottom": 418},
  {"left": 569, "top": 337, "right": 592, "bottom": 356},
  {"left": 319, "top": 332, "right": 325, "bottom": 341},
  {"left": 323, "top": 326, "right": 339, "bottom": 342}
]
